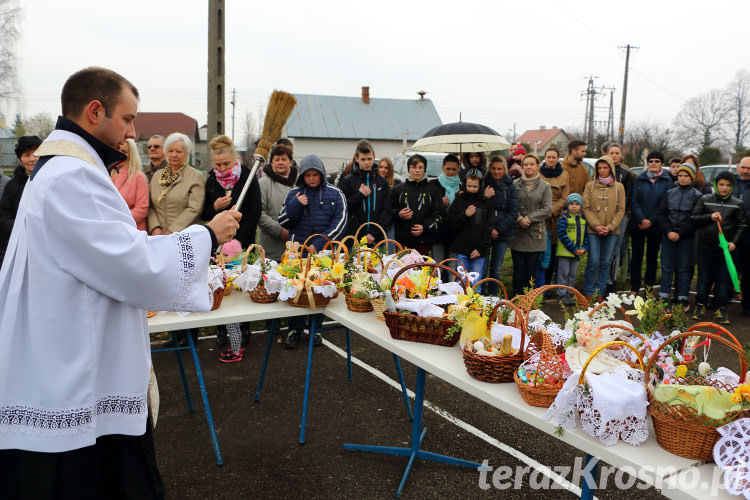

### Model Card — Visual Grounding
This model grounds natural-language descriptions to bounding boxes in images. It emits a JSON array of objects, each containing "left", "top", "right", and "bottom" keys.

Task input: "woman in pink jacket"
[{"left": 112, "top": 138, "right": 149, "bottom": 230}]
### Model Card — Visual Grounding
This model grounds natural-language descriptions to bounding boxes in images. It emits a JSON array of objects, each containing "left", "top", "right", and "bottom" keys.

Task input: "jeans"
[
  {"left": 511, "top": 250, "right": 541, "bottom": 297},
  {"left": 583, "top": 233, "right": 617, "bottom": 297},
  {"left": 556, "top": 256, "right": 581, "bottom": 296},
  {"left": 630, "top": 228, "right": 661, "bottom": 293},
  {"left": 659, "top": 235, "right": 694, "bottom": 301},
  {"left": 386, "top": 226, "right": 397, "bottom": 254},
  {"left": 485, "top": 239, "right": 510, "bottom": 296},
  {"left": 455, "top": 254, "right": 486, "bottom": 292},
  {"left": 608, "top": 215, "right": 629, "bottom": 285},
  {"left": 696, "top": 247, "right": 733, "bottom": 308}
]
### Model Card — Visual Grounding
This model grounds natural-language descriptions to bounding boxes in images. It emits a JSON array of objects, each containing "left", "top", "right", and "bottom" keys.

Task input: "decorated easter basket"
[
  {"left": 462, "top": 300, "right": 526, "bottom": 383},
  {"left": 371, "top": 256, "right": 404, "bottom": 321},
  {"left": 321, "top": 238, "right": 350, "bottom": 286},
  {"left": 344, "top": 248, "right": 384, "bottom": 313},
  {"left": 354, "top": 221, "right": 388, "bottom": 246},
  {"left": 383, "top": 262, "right": 466, "bottom": 346},
  {"left": 242, "top": 244, "right": 279, "bottom": 303},
  {"left": 209, "top": 257, "right": 227, "bottom": 311},
  {"left": 214, "top": 255, "right": 234, "bottom": 296},
  {"left": 286, "top": 254, "right": 335, "bottom": 309},
  {"left": 514, "top": 330, "right": 565, "bottom": 407},
  {"left": 646, "top": 331, "right": 749, "bottom": 461},
  {"left": 515, "top": 285, "right": 589, "bottom": 354}
]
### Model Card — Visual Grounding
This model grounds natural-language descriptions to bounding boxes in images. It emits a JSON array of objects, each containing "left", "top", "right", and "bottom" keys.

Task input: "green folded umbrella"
[{"left": 717, "top": 219, "right": 741, "bottom": 296}]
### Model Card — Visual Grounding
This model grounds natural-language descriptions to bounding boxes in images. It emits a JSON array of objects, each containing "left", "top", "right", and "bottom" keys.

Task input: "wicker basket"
[
  {"left": 288, "top": 255, "right": 334, "bottom": 310},
  {"left": 383, "top": 262, "right": 467, "bottom": 346},
  {"left": 354, "top": 222, "right": 388, "bottom": 245},
  {"left": 681, "top": 322, "right": 742, "bottom": 363},
  {"left": 372, "top": 297, "right": 387, "bottom": 321},
  {"left": 645, "top": 331, "right": 749, "bottom": 461},
  {"left": 209, "top": 257, "right": 227, "bottom": 311},
  {"left": 345, "top": 292, "right": 374, "bottom": 312},
  {"left": 514, "top": 331, "right": 564, "bottom": 407},
  {"left": 462, "top": 300, "right": 526, "bottom": 383},
  {"left": 514, "top": 285, "right": 589, "bottom": 354},
  {"left": 242, "top": 244, "right": 280, "bottom": 303},
  {"left": 372, "top": 238, "right": 403, "bottom": 254}
]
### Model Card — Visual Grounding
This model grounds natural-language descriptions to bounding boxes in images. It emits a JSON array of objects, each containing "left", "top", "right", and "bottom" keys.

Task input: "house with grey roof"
[{"left": 283, "top": 87, "right": 442, "bottom": 174}]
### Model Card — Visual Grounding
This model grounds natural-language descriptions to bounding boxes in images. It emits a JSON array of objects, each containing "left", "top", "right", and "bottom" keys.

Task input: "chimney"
[
  {"left": 539, "top": 125, "right": 546, "bottom": 130},
  {"left": 361, "top": 86, "right": 370, "bottom": 104},
  {"left": 417, "top": 90, "right": 426, "bottom": 100},
  {"left": 0, "top": 114, "right": 5, "bottom": 130}
]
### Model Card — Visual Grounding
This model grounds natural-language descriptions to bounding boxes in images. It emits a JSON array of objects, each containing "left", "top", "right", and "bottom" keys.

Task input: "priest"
[{"left": 0, "top": 67, "right": 240, "bottom": 499}]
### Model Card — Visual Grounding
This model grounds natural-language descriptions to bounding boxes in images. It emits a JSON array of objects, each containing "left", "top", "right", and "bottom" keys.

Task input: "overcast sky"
[{"left": 10, "top": 0, "right": 750, "bottom": 143}]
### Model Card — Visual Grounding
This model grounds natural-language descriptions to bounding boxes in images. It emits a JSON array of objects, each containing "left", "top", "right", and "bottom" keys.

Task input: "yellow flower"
[
  {"left": 675, "top": 365, "right": 687, "bottom": 379},
  {"left": 732, "top": 383, "right": 750, "bottom": 404},
  {"left": 625, "top": 296, "right": 646, "bottom": 319},
  {"left": 330, "top": 262, "right": 345, "bottom": 279},
  {"left": 359, "top": 236, "right": 369, "bottom": 245}
]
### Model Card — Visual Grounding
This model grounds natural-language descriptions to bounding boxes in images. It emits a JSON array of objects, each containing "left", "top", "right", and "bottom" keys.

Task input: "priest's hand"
[{"left": 208, "top": 209, "right": 242, "bottom": 244}]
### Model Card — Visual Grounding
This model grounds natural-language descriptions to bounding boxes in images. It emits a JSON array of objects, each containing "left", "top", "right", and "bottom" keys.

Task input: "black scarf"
[
  {"left": 540, "top": 161, "right": 563, "bottom": 178},
  {"left": 263, "top": 162, "right": 298, "bottom": 187}
]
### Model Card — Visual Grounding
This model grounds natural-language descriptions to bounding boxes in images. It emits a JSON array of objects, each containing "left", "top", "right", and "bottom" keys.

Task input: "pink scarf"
[
  {"left": 598, "top": 175, "right": 614, "bottom": 185},
  {"left": 214, "top": 162, "right": 242, "bottom": 190}
]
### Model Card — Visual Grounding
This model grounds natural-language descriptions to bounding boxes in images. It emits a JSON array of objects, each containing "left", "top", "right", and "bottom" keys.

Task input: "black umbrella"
[{"left": 412, "top": 121, "right": 511, "bottom": 153}]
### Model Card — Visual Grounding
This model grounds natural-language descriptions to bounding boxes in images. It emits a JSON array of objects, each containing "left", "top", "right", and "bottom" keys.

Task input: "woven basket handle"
[
  {"left": 322, "top": 239, "right": 349, "bottom": 263},
  {"left": 301, "top": 233, "right": 331, "bottom": 254},
  {"left": 471, "top": 278, "right": 508, "bottom": 300},
  {"left": 354, "top": 247, "right": 384, "bottom": 269},
  {"left": 579, "top": 341, "right": 645, "bottom": 385},
  {"left": 388, "top": 262, "right": 467, "bottom": 301},
  {"left": 380, "top": 257, "right": 404, "bottom": 282},
  {"left": 429, "top": 258, "right": 464, "bottom": 281},
  {"left": 644, "top": 331, "right": 748, "bottom": 389},
  {"left": 372, "top": 238, "right": 403, "bottom": 254},
  {"left": 682, "top": 322, "right": 742, "bottom": 357},
  {"left": 210, "top": 256, "right": 227, "bottom": 283},
  {"left": 354, "top": 222, "right": 387, "bottom": 242},
  {"left": 527, "top": 331, "right": 563, "bottom": 388},
  {"left": 488, "top": 299, "right": 526, "bottom": 348}
]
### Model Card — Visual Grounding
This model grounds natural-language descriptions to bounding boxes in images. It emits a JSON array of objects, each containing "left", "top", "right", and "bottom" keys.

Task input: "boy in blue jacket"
[
  {"left": 278, "top": 154, "right": 347, "bottom": 348},
  {"left": 556, "top": 193, "right": 588, "bottom": 304}
]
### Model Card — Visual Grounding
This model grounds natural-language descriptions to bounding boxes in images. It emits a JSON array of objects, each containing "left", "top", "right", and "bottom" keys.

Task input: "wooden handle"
[
  {"left": 471, "top": 278, "right": 508, "bottom": 300},
  {"left": 488, "top": 299, "right": 526, "bottom": 343},
  {"left": 354, "top": 222, "right": 387, "bottom": 242},
  {"left": 372, "top": 238, "right": 403, "bottom": 254},
  {"left": 388, "top": 262, "right": 467, "bottom": 301}
]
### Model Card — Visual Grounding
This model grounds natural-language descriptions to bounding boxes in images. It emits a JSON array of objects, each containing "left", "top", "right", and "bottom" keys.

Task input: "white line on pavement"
[{"left": 321, "top": 338, "right": 592, "bottom": 498}]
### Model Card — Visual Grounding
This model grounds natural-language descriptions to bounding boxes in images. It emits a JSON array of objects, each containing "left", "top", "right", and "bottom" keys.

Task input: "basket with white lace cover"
[
  {"left": 208, "top": 257, "right": 227, "bottom": 311},
  {"left": 544, "top": 341, "right": 649, "bottom": 446},
  {"left": 235, "top": 244, "right": 284, "bottom": 303}
]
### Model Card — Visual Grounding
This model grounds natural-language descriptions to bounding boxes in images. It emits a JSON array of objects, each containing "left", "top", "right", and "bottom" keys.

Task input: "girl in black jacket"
[
  {"left": 446, "top": 168, "right": 494, "bottom": 292},
  {"left": 0, "top": 136, "right": 41, "bottom": 263}
]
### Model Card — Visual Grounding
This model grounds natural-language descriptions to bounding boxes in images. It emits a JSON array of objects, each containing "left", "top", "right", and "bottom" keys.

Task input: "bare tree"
[
  {"left": 241, "top": 110, "right": 256, "bottom": 151},
  {"left": 673, "top": 89, "right": 728, "bottom": 152},
  {"left": 0, "top": 0, "right": 21, "bottom": 112},
  {"left": 24, "top": 112, "right": 55, "bottom": 139},
  {"left": 624, "top": 120, "right": 680, "bottom": 168},
  {"left": 723, "top": 69, "right": 750, "bottom": 152}
]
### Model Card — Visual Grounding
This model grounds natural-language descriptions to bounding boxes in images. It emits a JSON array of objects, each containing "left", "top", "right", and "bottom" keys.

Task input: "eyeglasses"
[
  {"left": 647, "top": 159, "right": 662, "bottom": 163},
  {"left": 147, "top": 144, "right": 162, "bottom": 150}
]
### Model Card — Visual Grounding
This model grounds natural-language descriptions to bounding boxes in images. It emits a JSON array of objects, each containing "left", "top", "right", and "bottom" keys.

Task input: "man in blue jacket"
[
  {"left": 736, "top": 156, "right": 750, "bottom": 316},
  {"left": 629, "top": 151, "right": 671, "bottom": 294}
]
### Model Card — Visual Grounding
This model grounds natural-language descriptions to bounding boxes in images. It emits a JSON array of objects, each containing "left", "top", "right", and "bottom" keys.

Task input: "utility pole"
[
  {"left": 618, "top": 44, "right": 638, "bottom": 144},
  {"left": 607, "top": 88, "right": 615, "bottom": 141},
  {"left": 581, "top": 76, "right": 598, "bottom": 147},
  {"left": 207, "top": 0, "right": 225, "bottom": 141},
  {"left": 230, "top": 88, "right": 236, "bottom": 141}
]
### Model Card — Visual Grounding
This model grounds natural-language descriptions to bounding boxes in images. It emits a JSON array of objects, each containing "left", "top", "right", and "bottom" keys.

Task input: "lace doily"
[
  {"left": 234, "top": 265, "right": 285, "bottom": 294},
  {"left": 714, "top": 418, "right": 750, "bottom": 499},
  {"left": 395, "top": 298, "right": 447, "bottom": 318},
  {"left": 278, "top": 282, "right": 337, "bottom": 302},
  {"left": 491, "top": 324, "right": 527, "bottom": 352},
  {"left": 544, "top": 367, "right": 648, "bottom": 446},
  {"left": 207, "top": 266, "right": 225, "bottom": 293},
  {"left": 709, "top": 367, "right": 741, "bottom": 387}
]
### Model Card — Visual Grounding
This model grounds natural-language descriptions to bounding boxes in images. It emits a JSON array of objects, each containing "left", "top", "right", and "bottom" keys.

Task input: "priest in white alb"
[{"left": 0, "top": 67, "right": 241, "bottom": 499}]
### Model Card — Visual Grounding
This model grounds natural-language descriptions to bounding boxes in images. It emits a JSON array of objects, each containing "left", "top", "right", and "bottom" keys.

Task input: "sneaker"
[
  {"left": 219, "top": 347, "right": 244, "bottom": 359},
  {"left": 692, "top": 303, "right": 706, "bottom": 321},
  {"left": 715, "top": 307, "right": 731, "bottom": 326},
  {"left": 313, "top": 332, "right": 322, "bottom": 346},
  {"left": 285, "top": 330, "right": 300, "bottom": 349},
  {"left": 219, "top": 350, "right": 243, "bottom": 363}
]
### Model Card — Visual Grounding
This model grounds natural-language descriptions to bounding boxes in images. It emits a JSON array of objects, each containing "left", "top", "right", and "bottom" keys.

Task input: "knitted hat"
[
  {"left": 676, "top": 163, "right": 696, "bottom": 181},
  {"left": 566, "top": 193, "right": 583, "bottom": 207},
  {"left": 511, "top": 144, "right": 527, "bottom": 157},
  {"left": 14, "top": 135, "right": 42, "bottom": 158}
]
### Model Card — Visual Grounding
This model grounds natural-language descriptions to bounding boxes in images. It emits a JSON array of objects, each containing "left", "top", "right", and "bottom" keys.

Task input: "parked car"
[
  {"left": 393, "top": 152, "right": 448, "bottom": 181},
  {"left": 701, "top": 165, "right": 734, "bottom": 184}
]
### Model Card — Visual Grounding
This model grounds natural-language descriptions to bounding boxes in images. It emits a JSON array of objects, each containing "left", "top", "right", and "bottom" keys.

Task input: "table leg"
[
  {"left": 392, "top": 354, "right": 413, "bottom": 422},
  {"left": 299, "top": 315, "right": 317, "bottom": 445},
  {"left": 580, "top": 453, "right": 598, "bottom": 500},
  {"left": 185, "top": 332, "right": 223, "bottom": 466},
  {"left": 254, "top": 319, "right": 279, "bottom": 402},
  {"left": 346, "top": 328, "right": 352, "bottom": 382},
  {"left": 151, "top": 333, "right": 194, "bottom": 413},
  {"left": 343, "top": 367, "right": 480, "bottom": 497}
]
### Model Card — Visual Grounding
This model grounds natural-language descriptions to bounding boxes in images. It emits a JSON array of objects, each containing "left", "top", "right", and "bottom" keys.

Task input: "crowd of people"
[{"left": 2, "top": 133, "right": 750, "bottom": 358}]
